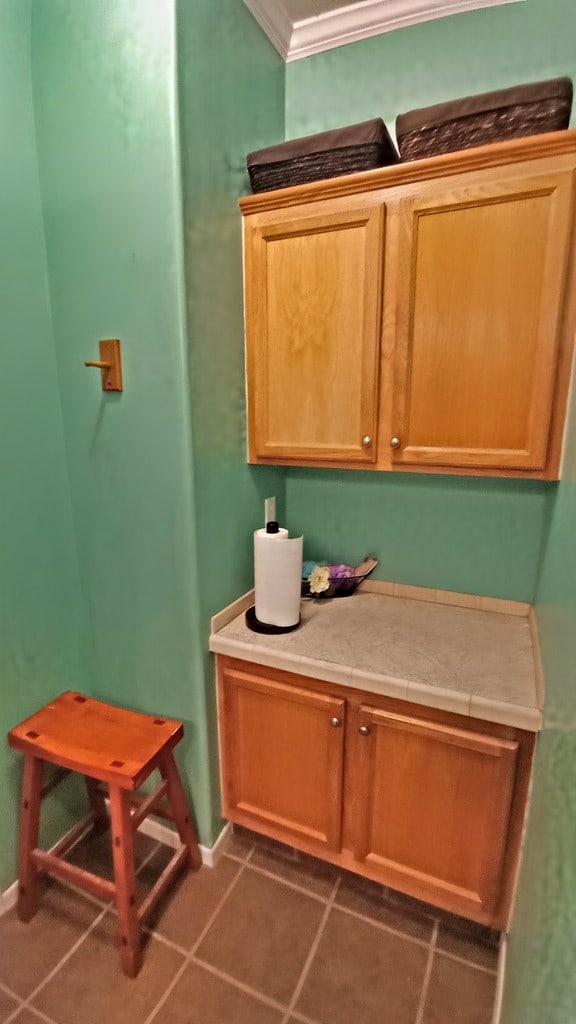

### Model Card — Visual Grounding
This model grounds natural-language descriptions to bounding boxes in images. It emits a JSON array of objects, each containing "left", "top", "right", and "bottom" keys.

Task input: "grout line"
[
  {"left": 141, "top": 957, "right": 189, "bottom": 1024},
  {"left": 14, "top": 840, "right": 164, "bottom": 1015},
  {"left": 143, "top": 859, "right": 246, "bottom": 1024},
  {"left": 333, "top": 899, "right": 433, "bottom": 950},
  {"left": 142, "top": 925, "right": 189, "bottom": 957},
  {"left": 191, "top": 957, "right": 289, "bottom": 1014},
  {"left": 242, "top": 861, "right": 330, "bottom": 904},
  {"left": 0, "top": 980, "right": 22, "bottom": 1001},
  {"left": 188, "top": 860, "right": 245, "bottom": 958},
  {"left": 414, "top": 919, "right": 438, "bottom": 1024},
  {"left": 23, "top": 903, "right": 109, "bottom": 1007},
  {"left": 280, "top": 874, "right": 341, "bottom": 1024},
  {"left": 18, "top": 1003, "right": 61, "bottom": 1024},
  {"left": 1, "top": 993, "right": 24, "bottom": 1024},
  {"left": 290, "top": 1011, "right": 323, "bottom": 1024},
  {"left": 38, "top": 836, "right": 165, "bottom": 913},
  {"left": 435, "top": 947, "right": 498, "bottom": 976}
]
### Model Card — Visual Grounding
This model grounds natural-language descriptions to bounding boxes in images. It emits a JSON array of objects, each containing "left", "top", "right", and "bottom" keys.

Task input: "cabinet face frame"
[
  {"left": 390, "top": 167, "right": 576, "bottom": 472},
  {"left": 244, "top": 196, "right": 385, "bottom": 465}
]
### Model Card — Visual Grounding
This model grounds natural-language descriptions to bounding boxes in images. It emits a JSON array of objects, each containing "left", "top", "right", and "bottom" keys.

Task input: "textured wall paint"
[
  {"left": 285, "top": 0, "right": 576, "bottom": 137},
  {"left": 177, "top": 0, "right": 286, "bottom": 837},
  {"left": 287, "top": 470, "right": 550, "bottom": 598},
  {"left": 30, "top": 1, "right": 217, "bottom": 842},
  {"left": 283, "top": 0, "right": 576, "bottom": 601},
  {"left": 0, "top": 0, "right": 88, "bottom": 891},
  {"left": 501, "top": 388, "right": 576, "bottom": 1021}
]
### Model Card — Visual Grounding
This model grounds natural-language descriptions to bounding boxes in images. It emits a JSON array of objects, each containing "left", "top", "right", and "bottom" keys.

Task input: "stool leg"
[
  {"left": 160, "top": 752, "right": 202, "bottom": 871},
  {"left": 18, "top": 755, "right": 43, "bottom": 922},
  {"left": 109, "top": 785, "right": 141, "bottom": 978},
  {"left": 85, "top": 777, "right": 108, "bottom": 834}
]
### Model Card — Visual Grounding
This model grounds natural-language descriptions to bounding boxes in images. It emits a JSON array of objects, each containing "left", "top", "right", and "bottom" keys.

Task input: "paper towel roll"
[{"left": 254, "top": 528, "right": 303, "bottom": 628}]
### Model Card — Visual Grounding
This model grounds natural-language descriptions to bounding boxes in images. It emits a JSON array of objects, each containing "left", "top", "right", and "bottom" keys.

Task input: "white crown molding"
[
  {"left": 243, "top": 0, "right": 293, "bottom": 60},
  {"left": 244, "top": 0, "right": 525, "bottom": 63}
]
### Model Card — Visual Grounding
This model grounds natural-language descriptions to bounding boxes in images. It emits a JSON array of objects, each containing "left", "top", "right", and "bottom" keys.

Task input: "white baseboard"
[
  {"left": 492, "top": 932, "right": 508, "bottom": 1024},
  {"left": 0, "top": 817, "right": 232, "bottom": 918},
  {"left": 138, "top": 816, "right": 232, "bottom": 869},
  {"left": 0, "top": 880, "right": 18, "bottom": 917}
]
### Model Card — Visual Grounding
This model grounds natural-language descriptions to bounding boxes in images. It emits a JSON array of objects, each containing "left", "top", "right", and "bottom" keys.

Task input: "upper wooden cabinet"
[
  {"left": 244, "top": 198, "right": 384, "bottom": 463},
  {"left": 240, "top": 132, "right": 576, "bottom": 479},
  {"left": 392, "top": 169, "right": 574, "bottom": 472}
]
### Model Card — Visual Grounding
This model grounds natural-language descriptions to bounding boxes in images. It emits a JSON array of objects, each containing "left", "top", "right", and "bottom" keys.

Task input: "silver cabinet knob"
[
  {"left": 330, "top": 716, "right": 342, "bottom": 728},
  {"left": 390, "top": 436, "right": 401, "bottom": 449},
  {"left": 362, "top": 435, "right": 372, "bottom": 448},
  {"left": 359, "top": 725, "right": 371, "bottom": 736}
]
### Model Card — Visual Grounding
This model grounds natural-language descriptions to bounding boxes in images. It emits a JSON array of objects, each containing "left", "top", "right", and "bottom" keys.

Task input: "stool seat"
[
  {"left": 8, "top": 691, "right": 201, "bottom": 978},
  {"left": 9, "top": 691, "right": 183, "bottom": 790}
]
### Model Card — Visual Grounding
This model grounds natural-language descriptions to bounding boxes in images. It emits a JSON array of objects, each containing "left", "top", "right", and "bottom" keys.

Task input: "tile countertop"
[{"left": 209, "top": 589, "right": 543, "bottom": 731}]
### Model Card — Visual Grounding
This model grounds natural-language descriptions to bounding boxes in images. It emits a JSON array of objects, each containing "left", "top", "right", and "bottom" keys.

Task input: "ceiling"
[{"left": 243, "top": 0, "right": 525, "bottom": 62}]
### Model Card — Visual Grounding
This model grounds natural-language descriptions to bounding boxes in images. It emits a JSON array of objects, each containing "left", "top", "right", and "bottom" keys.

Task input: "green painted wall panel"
[
  {"left": 0, "top": 0, "right": 88, "bottom": 891},
  {"left": 502, "top": 380, "right": 576, "bottom": 1023},
  {"left": 287, "top": 470, "right": 550, "bottom": 600},
  {"left": 284, "top": 0, "right": 576, "bottom": 601},
  {"left": 177, "top": 0, "right": 285, "bottom": 837},
  {"left": 286, "top": 0, "right": 576, "bottom": 137},
  {"left": 30, "top": 0, "right": 215, "bottom": 841}
]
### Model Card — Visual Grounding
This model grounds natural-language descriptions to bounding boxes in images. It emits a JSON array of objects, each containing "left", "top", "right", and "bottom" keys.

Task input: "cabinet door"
[
  {"left": 391, "top": 170, "right": 574, "bottom": 471},
  {"left": 218, "top": 665, "right": 346, "bottom": 851},
  {"left": 245, "top": 200, "right": 384, "bottom": 464},
  {"left": 352, "top": 706, "right": 518, "bottom": 921}
]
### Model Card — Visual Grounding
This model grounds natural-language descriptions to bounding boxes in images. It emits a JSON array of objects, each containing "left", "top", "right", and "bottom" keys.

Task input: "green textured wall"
[
  {"left": 0, "top": 0, "right": 88, "bottom": 892},
  {"left": 29, "top": 0, "right": 285, "bottom": 850},
  {"left": 289, "top": 471, "right": 550, "bottom": 600},
  {"left": 502, "top": 398, "right": 576, "bottom": 1021},
  {"left": 30, "top": 0, "right": 215, "bottom": 840},
  {"left": 284, "top": 0, "right": 576, "bottom": 601},
  {"left": 286, "top": 0, "right": 576, "bottom": 136},
  {"left": 177, "top": 0, "right": 285, "bottom": 837}
]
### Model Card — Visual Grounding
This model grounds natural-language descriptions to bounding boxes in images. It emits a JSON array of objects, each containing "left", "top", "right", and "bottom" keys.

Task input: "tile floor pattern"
[{"left": 0, "top": 826, "right": 498, "bottom": 1024}]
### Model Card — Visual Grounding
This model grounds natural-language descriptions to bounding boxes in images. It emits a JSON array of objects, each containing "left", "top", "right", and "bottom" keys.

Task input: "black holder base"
[{"left": 245, "top": 606, "right": 301, "bottom": 635}]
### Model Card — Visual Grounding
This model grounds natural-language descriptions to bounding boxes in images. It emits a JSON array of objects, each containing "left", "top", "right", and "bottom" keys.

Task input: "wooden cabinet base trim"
[
  {"left": 248, "top": 451, "right": 560, "bottom": 480},
  {"left": 234, "top": 803, "right": 329, "bottom": 846},
  {"left": 224, "top": 808, "right": 503, "bottom": 928},
  {"left": 363, "top": 854, "right": 483, "bottom": 909}
]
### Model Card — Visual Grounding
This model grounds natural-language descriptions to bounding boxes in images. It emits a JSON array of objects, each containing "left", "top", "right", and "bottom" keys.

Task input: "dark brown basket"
[
  {"left": 396, "top": 78, "right": 573, "bottom": 162},
  {"left": 247, "top": 119, "right": 399, "bottom": 193}
]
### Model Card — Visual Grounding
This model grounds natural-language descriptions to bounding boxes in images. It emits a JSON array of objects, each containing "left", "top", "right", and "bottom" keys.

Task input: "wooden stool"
[{"left": 8, "top": 691, "right": 202, "bottom": 977}]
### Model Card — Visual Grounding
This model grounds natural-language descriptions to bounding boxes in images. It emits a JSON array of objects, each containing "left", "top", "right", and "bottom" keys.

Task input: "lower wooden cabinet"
[
  {"left": 218, "top": 665, "right": 346, "bottom": 852},
  {"left": 216, "top": 656, "right": 535, "bottom": 929},
  {"left": 352, "top": 705, "right": 519, "bottom": 922}
]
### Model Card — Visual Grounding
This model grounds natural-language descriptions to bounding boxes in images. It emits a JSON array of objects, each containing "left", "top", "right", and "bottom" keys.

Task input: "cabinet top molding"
[{"left": 240, "top": 129, "right": 576, "bottom": 215}]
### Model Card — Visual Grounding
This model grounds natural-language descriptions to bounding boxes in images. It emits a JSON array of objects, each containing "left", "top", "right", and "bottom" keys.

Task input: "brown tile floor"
[{"left": 0, "top": 826, "right": 499, "bottom": 1024}]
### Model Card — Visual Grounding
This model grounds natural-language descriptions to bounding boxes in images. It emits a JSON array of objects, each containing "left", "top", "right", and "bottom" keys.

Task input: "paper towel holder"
[{"left": 245, "top": 606, "right": 301, "bottom": 635}]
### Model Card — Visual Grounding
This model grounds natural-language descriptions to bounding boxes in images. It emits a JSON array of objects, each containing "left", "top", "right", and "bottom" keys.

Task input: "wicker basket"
[
  {"left": 396, "top": 78, "right": 573, "bottom": 162},
  {"left": 247, "top": 119, "right": 399, "bottom": 193}
]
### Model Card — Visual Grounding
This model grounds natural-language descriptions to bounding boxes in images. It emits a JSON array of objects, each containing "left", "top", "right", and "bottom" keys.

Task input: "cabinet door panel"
[
  {"left": 353, "top": 707, "right": 518, "bottom": 919},
  {"left": 246, "top": 202, "right": 384, "bottom": 463},
  {"left": 219, "top": 666, "right": 345, "bottom": 851},
  {"left": 392, "top": 171, "right": 574, "bottom": 470}
]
